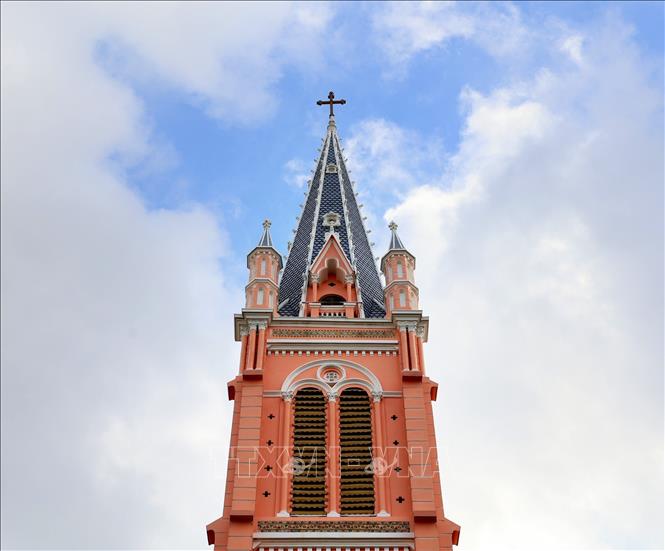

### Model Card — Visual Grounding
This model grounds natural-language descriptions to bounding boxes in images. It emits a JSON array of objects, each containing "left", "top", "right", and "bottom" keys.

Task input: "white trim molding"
[{"left": 252, "top": 531, "right": 415, "bottom": 550}]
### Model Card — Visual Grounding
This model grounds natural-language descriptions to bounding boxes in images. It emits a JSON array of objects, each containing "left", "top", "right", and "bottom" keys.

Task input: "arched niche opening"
[{"left": 320, "top": 294, "right": 345, "bottom": 306}]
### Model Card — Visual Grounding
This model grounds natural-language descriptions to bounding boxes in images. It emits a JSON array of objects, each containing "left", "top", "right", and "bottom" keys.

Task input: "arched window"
[
  {"left": 291, "top": 388, "right": 327, "bottom": 515},
  {"left": 339, "top": 388, "right": 375, "bottom": 515},
  {"left": 320, "top": 294, "right": 345, "bottom": 306},
  {"left": 396, "top": 261, "right": 403, "bottom": 278},
  {"left": 257, "top": 287, "right": 264, "bottom": 305},
  {"left": 269, "top": 290, "right": 274, "bottom": 308},
  {"left": 399, "top": 289, "right": 406, "bottom": 307},
  {"left": 389, "top": 294, "right": 395, "bottom": 310},
  {"left": 386, "top": 266, "right": 392, "bottom": 283},
  {"left": 261, "top": 258, "right": 266, "bottom": 275}
]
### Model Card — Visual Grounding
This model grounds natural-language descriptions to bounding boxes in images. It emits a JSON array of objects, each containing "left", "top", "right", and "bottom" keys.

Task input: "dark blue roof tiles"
[
  {"left": 311, "top": 172, "right": 351, "bottom": 261},
  {"left": 327, "top": 140, "right": 336, "bottom": 163},
  {"left": 276, "top": 125, "right": 387, "bottom": 319},
  {"left": 334, "top": 135, "right": 386, "bottom": 318},
  {"left": 277, "top": 137, "right": 328, "bottom": 316}
]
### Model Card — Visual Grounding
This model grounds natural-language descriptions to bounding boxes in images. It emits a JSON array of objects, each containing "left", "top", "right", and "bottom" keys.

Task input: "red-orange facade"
[{"left": 207, "top": 106, "right": 460, "bottom": 551}]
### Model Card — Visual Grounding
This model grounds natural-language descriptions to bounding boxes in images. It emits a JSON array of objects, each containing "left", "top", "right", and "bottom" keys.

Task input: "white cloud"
[
  {"left": 80, "top": 2, "right": 333, "bottom": 124},
  {"left": 283, "top": 158, "right": 311, "bottom": 189},
  {"left": 0, "top": 1, "right": 336, "bottom": 547},
  {"left": 380, "top": 18, "right": 663, "bottom": 550},
  {"left": 560, "top": 34, "right": 585, "bottom": 65},
  {"left": 372, "top": 2, "right": 475, "bottom": 67},
  {"left": 345, "top": 119, "right": 445, "bottom": 193},
  {"left": 372, "top": 1, "right": 528, "bottom": 73},
  {"left": 341, "top": 119, "right": 446, "bottom": 253}
]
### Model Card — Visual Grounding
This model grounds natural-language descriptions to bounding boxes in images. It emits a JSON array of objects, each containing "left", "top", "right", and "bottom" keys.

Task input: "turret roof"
[
  {"left": 258, "top": 219, "right": 274, "bottom": 248},
  {"left": 247, "top": 219, "right": 282, "bottom": 269},
  {"left": 381, "top": 221, "right": 415, "bottom": 272},
  {"left": 388, "top": 221, "right": 406, "bottom": 251}
]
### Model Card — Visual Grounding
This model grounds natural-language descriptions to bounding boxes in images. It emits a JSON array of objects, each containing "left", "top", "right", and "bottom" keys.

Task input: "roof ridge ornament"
[{"left": 322, "top": 211, "right": 341, "bottom": 235}]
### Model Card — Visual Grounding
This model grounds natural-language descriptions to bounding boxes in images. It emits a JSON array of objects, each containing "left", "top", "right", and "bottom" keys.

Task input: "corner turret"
[
  {"left": 245, "top": 219, "right": 282, "bottom": 312},
  {"left": 381, "top": 221, "right": 418, "bottom": 315}
]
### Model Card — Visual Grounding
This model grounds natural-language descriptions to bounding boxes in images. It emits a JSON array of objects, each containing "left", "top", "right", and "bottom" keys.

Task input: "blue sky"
[
  {"left": 1, "top": 2, "right": 663, "bottom": 549},
  {"left": 118, "top": 1, "right": 663, "bottom": 269}
]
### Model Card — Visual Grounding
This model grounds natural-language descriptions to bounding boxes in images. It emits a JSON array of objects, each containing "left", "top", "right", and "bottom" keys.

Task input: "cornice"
[
  {"left": 383, "top": 279, "right": 420, "bottom": 294},
  {"left": 233, "top": 310, "right": 429, "bottom": 341},
  {"left": 252, "top": 531, "right": 415, "bottom": 550},
  {"left": 266, "top": 342, "right": 399, "bottom": 354},
  {"left": 234, "top": 310, "right": 273, "bottom": 341},
  {"left": 391, "top": 310, "right": 429, "bottom": 341},
  {"left": 270, "top": 316, "right": 394, "bottom": 327},
  {"left": 244, "top": 278, "right": 279, "bottom": 291}
]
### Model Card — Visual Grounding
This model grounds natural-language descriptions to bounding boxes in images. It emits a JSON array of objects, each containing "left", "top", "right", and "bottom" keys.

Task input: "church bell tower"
[{"left": 206, "top": 92, "right": 460, "bottom": 551}]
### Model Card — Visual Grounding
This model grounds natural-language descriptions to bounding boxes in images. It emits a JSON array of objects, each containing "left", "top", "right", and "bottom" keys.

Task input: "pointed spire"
[
  {"left": 388, "top": 221, "right": 406, "bottom": 251},
  {"left": 277, "top": 106, "right": 386, "bottom": 318},
  {"left": 258, "top": 219, "right": 274, "bottom": 248}
]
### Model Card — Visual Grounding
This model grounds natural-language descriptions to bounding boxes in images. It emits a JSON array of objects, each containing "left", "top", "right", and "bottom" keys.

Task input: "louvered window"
[
  {"left": 339, "top": 388, "right": 375, "bottom": 515},
  {"left": 291, "top": 388, "right": 327, "bottom": 515}
]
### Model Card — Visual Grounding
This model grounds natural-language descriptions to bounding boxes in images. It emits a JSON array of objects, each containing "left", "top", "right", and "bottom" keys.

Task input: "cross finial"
[
  {"left": 316, "top": 90, "right": 346, "bottom": 118},
  {"left": 263, "top": 219, "right": 271, "bottom": 230},
  {"left": 388, "top": 221, "right": 398, "bottom": 232}
]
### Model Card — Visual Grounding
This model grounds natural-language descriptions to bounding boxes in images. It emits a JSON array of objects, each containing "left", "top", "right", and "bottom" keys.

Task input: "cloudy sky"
[{"left": 1, "top": 1, "right": 663, "bottom": 549}]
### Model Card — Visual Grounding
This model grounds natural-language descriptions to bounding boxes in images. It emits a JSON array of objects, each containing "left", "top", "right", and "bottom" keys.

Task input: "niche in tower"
[
  {"left": 339, "top": 388, "right": 375, "bottom": 515},
  {"left": 291, "top": 387, "right": 327, "bottom": 516}
]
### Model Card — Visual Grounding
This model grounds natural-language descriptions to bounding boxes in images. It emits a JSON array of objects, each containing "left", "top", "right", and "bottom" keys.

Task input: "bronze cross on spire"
[{"left": 316, "top": 90, "right": 346, "bottom": 117}]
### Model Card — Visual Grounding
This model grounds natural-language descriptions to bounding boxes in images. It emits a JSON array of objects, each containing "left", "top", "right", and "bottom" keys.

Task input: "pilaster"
[
  {"left": 277, "top": 391, "right": 292, "bottom": 517},
  {"left": 327, "top": 393, "right": 340, "bottom": 517}
]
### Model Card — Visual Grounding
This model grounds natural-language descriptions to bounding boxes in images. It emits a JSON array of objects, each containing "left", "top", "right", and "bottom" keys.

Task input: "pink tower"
[{"left": 207, "top": 93, "right": 460, "bottom": 551}]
